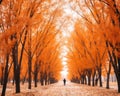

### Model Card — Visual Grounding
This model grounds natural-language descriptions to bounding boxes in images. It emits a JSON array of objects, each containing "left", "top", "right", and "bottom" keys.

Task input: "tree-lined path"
[
  {"left": 0, "top": 0, "right": 120, "bottom": 96},
  {"left": 0, "top": 81, "right": 119, "bottom": 96}
]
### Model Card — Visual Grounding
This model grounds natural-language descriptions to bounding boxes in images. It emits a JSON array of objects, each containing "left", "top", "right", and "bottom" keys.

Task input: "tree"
[{"left": 69, "top": 0, "right": 120, "bottom": 92}]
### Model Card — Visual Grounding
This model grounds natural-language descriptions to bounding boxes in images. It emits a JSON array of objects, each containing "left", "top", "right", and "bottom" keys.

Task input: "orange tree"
[
  {"left": 0, "top": 0, "right": 63, "bottom": 95},
  {"left": 69, "top": 0, "right": 120, "bottom": 92}
]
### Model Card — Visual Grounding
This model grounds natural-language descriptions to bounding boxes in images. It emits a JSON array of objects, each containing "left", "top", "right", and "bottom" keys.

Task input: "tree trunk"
[
  {"left": 28, "top": 55, "right": 32, "bottom": 89},
  {"left": 34, "top": 62, "right": 40, "bottom": 87},
  {"left": 106, "top": 73, "right": 110, "bottom": 89},
  {"left": 40, "top": 79, "right": 44, "bottom": 86},
  {"left": 88, "top": 75, "right": 91, "bottom": 86},
  {"left": 1, "top": 54, "right": 9, "bottom": 96},
  {"left": 40, "top": 73, "right": 44, "bottom": 86},
  {"left": 111, "top": 52, "right": 120, "bottom": 93},
  {"left": 45, "top": 79, "right": 47, "bottom": 85},
  {"left": 81, "top": 75, "right": 84, "bottom": 84},
  {"left": 106, "top": 41, "right": 120, "bottom": 92},
  {"left": 98, "top": 65, "right": 102, "bottom": 87},
  {"left": 117, "top": 58, "right": 120, "bottom": 92},
  {"left": 117, "top": 76, "right": 120, "bottom": 93},
  {"left": 28, "top": 29, "right": 32, "bottom": 89},
  {"left": 106, "top": 62, "right": 111, "bottom": 89},
  {"left": 12, "top": 42, "right": 20, "bottom": 93},
  {"left": 0, "top": 0, "right": 2, "bottom": 4},
  {"left": 44, "top": 72, "right": 47, "bottom": 85},
  {"left": 95, "top": 74, "right": 99, "bottom": 86},
  {"left": 92, "top": 70, "right": 96, "bottom": 86},
  {"left": 92, "top": 75, "right": 95, "bottom": 86},
  {"left": 87, "top": 69, "right": 92, "bottom": 86},
  {"left": 1, "top": 66, "right": 4, "bottom": 85},
  {"left": 15, "top": 67, "right": 20, "bottom": 93},
  {"left": 34, "top": 72, "right": 38, "bottom": 87}
]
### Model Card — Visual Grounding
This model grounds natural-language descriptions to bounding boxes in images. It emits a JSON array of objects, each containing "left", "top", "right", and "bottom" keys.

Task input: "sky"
[{"left": 59, "top": 1, "right": 78, "bottom": 79}]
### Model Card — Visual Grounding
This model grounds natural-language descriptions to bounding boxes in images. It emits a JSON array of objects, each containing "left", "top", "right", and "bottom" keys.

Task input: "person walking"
[{"left": 63, "top": 78, "right": 66, "bottom": 86}]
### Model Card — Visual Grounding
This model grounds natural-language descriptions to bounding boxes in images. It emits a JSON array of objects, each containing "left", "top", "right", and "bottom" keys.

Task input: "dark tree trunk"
[
  {"left": 98, "top": 65, "right": 102, "bottom": 87},
  {"left": 81, "top": 75, "right": 86, "bottom": 84},
  {"left": 95, "top": 74, "right": 99, "bottom": 86},
  {"left": 87, "top": 69, "right": 92, "bottom": 86},
  {"left": 106, "top": 62, "right": 111, "bottom": 89},
  {"left": 12, "top": 42, "right": 20, "bottom": 93},
  {"left": 99, "top": 72, "right": 102, "bottom": 87},
  {"left": 1, "top": 54, "right": 9, "bottom": 96},
  {"left": 106, "top": 73, "right": 110, "bottom": 89},
  {"left": 45, "top": 79, "right": 47, "bottom": 85},
  {"left": 81, "top": 75, "right": 84, "bottom": 84},
  {"left": 44, "top": 72, "right": 47, "bottom": 85},
  {"left": 15, "top": 67, "right": 20, "bottom": 93},
  {"left": 117, "top": 58, "right": 120, "bottom": 92},
  {"left": 28, "top": 29, "right": 32, "bottom": 89},
  {"left": 92, "top": 70, "right": 96, "bottom": 86},
  {"left": 34, "top": 77, "right": 37, "bottom": 87},
  {"left": 117, "top": 75, "right": 120, "bottom": 93},
  {"left": 116, "top": 65, "right": 120, "bottom": 93},
  {"left": 34, "top": 71, "right": 38, "bottom": 87},
  {"left": 92, "top": 75, "right": 95, "bottom": 86},
  {"left": 111, "top": 51, "right": 120, "bottom": 93},
  {"left": 28, "top": 54, "right": 32, "bottom": 89},
  {"left": 11, "top": 31, "right": 27, "bottom": 93},
  {"left": 0, "top": 0, "right": 2, "bottom": 4},
  {"left": 34, "top": 62, "right": 40, "bottom": 87},
  {"left": 95, "top": 78, "right": 98, "bottom": 86},
  {"left": 106, "top": 40, "right": 120, "bottom": 93},
  {"left": 40, "top": 78, "right": 44, "bottom": 86},
  {"left": 1, "top": 66, "right": 4, "bottom": 85},
  {"left": 88, "top": 75, "right": 91, "bottom": 86},
  {"left": 40, "top": 73, "right": 44, "bottom": 86}
]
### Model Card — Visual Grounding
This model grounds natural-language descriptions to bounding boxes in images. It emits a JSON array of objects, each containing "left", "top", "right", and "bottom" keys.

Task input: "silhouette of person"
[{"left": 63, "top": 78, "right": 66, "bottom": 86}]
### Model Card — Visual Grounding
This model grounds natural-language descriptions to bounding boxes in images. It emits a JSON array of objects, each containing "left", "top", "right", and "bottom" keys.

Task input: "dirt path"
[
  {"left": 0, "top": 81, "right": 120, "bottom": 96},
  {"left": 38, "top": 81, "right": 120, "bottom": 96}
]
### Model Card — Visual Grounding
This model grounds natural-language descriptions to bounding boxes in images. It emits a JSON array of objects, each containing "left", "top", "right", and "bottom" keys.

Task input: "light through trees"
[{"left": 0, "top": 0, "right": 120, "bottom": 95}]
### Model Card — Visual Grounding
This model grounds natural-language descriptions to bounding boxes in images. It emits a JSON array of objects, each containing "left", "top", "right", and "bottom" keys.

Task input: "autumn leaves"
[
  {"left": 0, "top": 0, "right": 120, "bottom": 96},
  {"left": 0, "top": 0, "right": 63, "bottom": 95},
  {"left": 67, "top": 0, "right": 120, "bottom": 93}
]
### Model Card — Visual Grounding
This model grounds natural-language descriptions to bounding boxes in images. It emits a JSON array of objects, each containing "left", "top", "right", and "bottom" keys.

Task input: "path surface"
[{"left": 0, "top": 81, "right": 120, "bottom": 96}]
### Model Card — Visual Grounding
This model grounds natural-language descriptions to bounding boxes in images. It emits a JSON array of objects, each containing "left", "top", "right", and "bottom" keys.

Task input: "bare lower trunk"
[
  {"left": 106, "top": 73, "right": 110, "bottom": 89},
  {"left": 87, "top": 69, "right": 92, "bottom": 86},
  {"left": 88, "top": 76, "right": 91, "bottom": 86},
  {"left": 92, "top": 70, "right": 96, "bottom": 86},
  {"left": 1, "top": 54, "right": 9, "bottom": 96},
  {"left": 106, "top": 62, "right": 111, "bottom": 89},
  {"left": 15, "top": 67, "right": 20, "bottom": 93},
  {"left": 40, "top": 73, "right": 44, "bottom": 86},
  {"left": 1, "top": 67, "right": 4, "bottom": 85},
  {"left": 28, "top": 50, "right": 32, "bottom": 89},
  {"left": 118, "top": 77, "right": 120, "bottom": 93},
  {"left": 34, "top": 73, "right": 38, "bottom": 87},
  {"left": 28, "top": 59, "right": 32, "bottom": 89},
  {"left": 12, "top": 42, "right": 20, "bottom": 93},
  {"left": 98, "top": 65, "right": 102, "bottom": 87},
  {"left": 117, "top": 58, "right": 120, "bottom": 93},
  {"left": 99, "top": 72, "right": 102, "bottom": 87}
]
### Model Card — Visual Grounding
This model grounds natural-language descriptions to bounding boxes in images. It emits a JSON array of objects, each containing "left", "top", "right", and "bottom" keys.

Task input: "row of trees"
[
  {"left": 68, "top": 0, "right": 120, "bottom": 93},
  {"left": 0, "top": 0, "right": 63, "bottom": 96}
]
